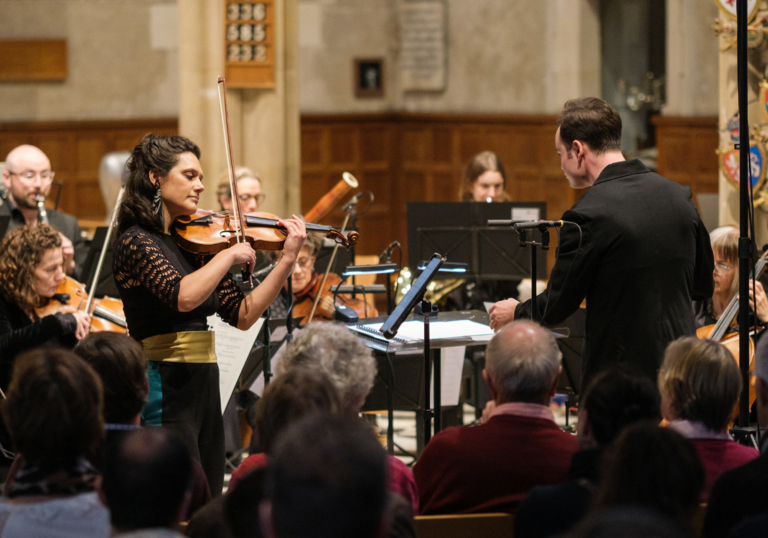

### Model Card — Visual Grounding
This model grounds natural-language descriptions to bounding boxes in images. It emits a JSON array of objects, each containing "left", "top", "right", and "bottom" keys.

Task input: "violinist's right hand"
[
  {"left": 223, "top": 242, "right": 257, "bottom": 274},
  {"left": 71, "top": 311, "right": 91, "bottom": 340}
]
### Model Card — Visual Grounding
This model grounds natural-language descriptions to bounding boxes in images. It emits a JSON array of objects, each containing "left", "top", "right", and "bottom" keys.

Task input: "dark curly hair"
[
  {"left": 0, "top": 224, "right": 62, "bottom": 313},
  {"left": 116, "top": 134, "right": 201, "bottom": 236}
]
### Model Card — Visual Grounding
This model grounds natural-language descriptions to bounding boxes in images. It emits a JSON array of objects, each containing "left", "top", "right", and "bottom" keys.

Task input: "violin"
[
  {"left": 35, "top": 276, "right": 127, "bottom": 333},
  {"left": 293, "top": 272, "right": 377, "bottom": 322},
  {"left": 697, "top": 253, "right": 768, "bottom": 423},
  {"left": 172, "top": 209, "right": 358, "bottom": 254}
]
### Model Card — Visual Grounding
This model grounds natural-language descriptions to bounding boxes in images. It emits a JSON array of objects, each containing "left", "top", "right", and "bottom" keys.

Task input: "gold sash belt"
[{"left": 141, "top": 331, "right": 216, "bottom": 363}]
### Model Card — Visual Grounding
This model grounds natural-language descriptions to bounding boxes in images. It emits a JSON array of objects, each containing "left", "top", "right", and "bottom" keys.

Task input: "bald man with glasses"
[{"left": 1, "top": 145, "right": 86, "bottom": 278}]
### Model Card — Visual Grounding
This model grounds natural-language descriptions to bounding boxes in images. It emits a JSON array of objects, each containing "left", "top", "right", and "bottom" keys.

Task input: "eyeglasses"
[
  {"left": 238, "top": 193, "right": 266, "bottom": 204},
  {"left": 714, "top": 263, "right": 733, "bottom": 274},
  {"left": 296, "top": 256, "right": 314, "bottom": 270},
  {"left": 8, "top": 170, "right": 55, "bottom": 186}
]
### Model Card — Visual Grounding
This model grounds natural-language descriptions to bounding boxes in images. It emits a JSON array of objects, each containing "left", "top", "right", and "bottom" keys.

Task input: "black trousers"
[{"left": 144, "top": 361, "right": 225, "bottom": 496}]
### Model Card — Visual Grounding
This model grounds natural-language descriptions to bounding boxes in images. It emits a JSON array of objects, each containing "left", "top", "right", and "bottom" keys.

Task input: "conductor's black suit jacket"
[{"left": 515, "top": 159, "right": 714, "bottom": 386}]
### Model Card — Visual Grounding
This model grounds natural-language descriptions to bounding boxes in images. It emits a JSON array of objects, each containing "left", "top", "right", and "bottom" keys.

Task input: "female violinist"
[
  {"left": 693, "top": 226, "right": 768, "bottom": 329},
  {"left": 0, "top": 224, "right": 91, "bottom": 390},
  {"left": 288, "top": 233, "right": 377, "bottom": 322},
  {"left": 112, "top": 134, "right": 305, "bottom": 495}
]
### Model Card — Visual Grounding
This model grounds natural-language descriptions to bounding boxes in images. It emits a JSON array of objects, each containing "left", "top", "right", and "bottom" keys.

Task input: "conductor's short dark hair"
[{"left": 556, "top": 97, "right": 622, "bottom": 154}]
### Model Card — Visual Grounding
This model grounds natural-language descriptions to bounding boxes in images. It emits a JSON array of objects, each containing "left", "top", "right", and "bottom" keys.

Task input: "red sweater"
[
  {"left": 414, "top": 414, "right": 578, "bottom": 515},
  {"left": 693, "top": 439, "right": 759, "bottom": 501}
]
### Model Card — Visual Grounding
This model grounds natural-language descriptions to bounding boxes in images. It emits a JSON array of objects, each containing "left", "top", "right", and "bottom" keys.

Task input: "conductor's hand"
[
  {"left": 746, "top": 281, "right": 768, "bottom": 322},
  {"left": 227, "top": 242, "right": 257, "bottom": 274},
  {"left": 71, "top": 311, "right": 91, "bottom": 340},
  {"left": 488, "top": 298, "right": 519, "bottom": 331},
  {"left": 279, "top": 215, "right": 307, "bottom": 263}
]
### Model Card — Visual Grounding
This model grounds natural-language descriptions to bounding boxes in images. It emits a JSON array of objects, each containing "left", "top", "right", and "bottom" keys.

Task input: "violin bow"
[
  {"left": 217, "top": 77, "right": 254, "bottom": 289},
  {"left": 85, "top": 186, "right": 125, "bottom": 314}
]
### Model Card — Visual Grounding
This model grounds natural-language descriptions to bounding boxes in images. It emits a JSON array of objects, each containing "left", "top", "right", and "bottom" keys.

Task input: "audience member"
[
  {"left": 563, "top": 507, "right": 686, "bottom": 538},
  {"left": 658, "top": 337, "right": 758, "bottom": 500},
  {"left": 414, "top": 320, "right": 578, "bottom": 514},
  {"left": 0, "top": 348, "right": 110, "bottom": 537},
  {"left": 260, "top": 413, "right": 389, "bottom": 538},
  {"left": 99, "top": 428, "right": 192, "bottom": 537},
  {"left": 514, "top": 367, "right": 660, "bottom": 538},
  {"left": 591, "top": 421, "right": 704, "bottom": 534},
  {"left": 703, "top": 335, "right": 768, "bottom": 538},
  {"left": 74, "top": 332, "right": 211, "bottom": 519},
  {"left": 272, "top": 322, "right": 418, "bottom": 512}
]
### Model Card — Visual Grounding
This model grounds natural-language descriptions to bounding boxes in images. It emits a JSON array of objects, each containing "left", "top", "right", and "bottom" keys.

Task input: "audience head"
[
  {"left": 2, "top": 348, "right": 103, "bottom": 469},
  {"left": 565, "top": 507, "right": 686, "bottom": 538},
  {"left": 3, "top": 145, "right": 54, "bottom": 210},
  {"left": 256, "top": 369, "right": 341, "bottom": 454},
  {"left": 0, "top": 224, "right": 63, "bottom": 311},
  {"left": 101, "top": 428, "right": 192, "bottom": 532},
  {"left": 592, "top": 421, "right": 704, "bottom": 529},
  {"left": 217, "top": 166, "right": 264, "bottom": 214},
  {"left": 75, "top": 332, "right": 148, "bottom": 425},
  {"left": 577, "top": 367, "right": 660, "bottom": 449},
  {"left": 658, "top": 337, "right": 740, "bottom": 432},
  {"left": 460, "top": 151, "right": 508, "bottom": 202},
  {"left": 483, "top": 320, "right": 562, "bottom": 405},
  {"left": 709, "top": 226, "right": 739, "bottom": 298},
  {"left": 262, "top": 413, "right": 388, "bottom": 538},
  {"left": 275, "top": 322, "right": 376, "bottom": 414}
]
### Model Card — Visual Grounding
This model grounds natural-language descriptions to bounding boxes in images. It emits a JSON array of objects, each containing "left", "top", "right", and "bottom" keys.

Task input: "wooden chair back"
[{"left": 415, "top": 512, "right": 514, "bottom": 538}]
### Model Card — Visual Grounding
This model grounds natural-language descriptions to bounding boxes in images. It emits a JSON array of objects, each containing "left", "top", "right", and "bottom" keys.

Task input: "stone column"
[{"left": 178, "top": 0, "right": 300, "bottom": 216}]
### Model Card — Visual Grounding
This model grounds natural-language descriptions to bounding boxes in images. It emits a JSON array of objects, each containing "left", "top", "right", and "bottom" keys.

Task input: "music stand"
[
  {"left": 407, "top": 202, "right": 548, "bottom": 281},
  {"left": 81, "top": 227, "right": 119, "bottom": 297}
]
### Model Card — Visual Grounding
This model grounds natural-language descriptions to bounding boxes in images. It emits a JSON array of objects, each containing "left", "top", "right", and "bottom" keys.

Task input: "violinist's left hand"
[
  {"left": 279, "top": 215, "right": 307, "bottom": 263},
  {"left": 488, "top": 298, "right": 519, "bottom": 331},
  {"left": 746, "top": 281, "right": 768, "bottom": 322}
]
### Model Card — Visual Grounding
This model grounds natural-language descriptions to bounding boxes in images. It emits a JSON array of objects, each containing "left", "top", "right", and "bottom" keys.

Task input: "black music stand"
[
  {"left": 81, "top": 227, "right": 119, "bottom": 297},
  {"left": 407, "top": 202, "right": 548, "bottom": 281}
]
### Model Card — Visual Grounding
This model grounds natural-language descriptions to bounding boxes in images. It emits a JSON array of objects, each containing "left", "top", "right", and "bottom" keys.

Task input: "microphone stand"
[{"left": 514, "top": 224, "right": 551, "bottom": 323}]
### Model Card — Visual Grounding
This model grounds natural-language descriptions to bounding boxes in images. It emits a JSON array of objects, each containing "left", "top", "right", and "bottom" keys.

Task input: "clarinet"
[{"left": 35, "top": 195, "right": 49, "bottom": 225}]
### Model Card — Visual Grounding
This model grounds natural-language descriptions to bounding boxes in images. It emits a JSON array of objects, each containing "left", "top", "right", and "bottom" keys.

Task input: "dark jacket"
[{"left": 515, "top": 159, "right": 714, "bottom": 386}]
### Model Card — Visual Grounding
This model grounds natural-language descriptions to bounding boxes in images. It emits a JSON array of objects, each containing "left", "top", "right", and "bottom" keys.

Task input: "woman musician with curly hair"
[
  {"left": 0, "top": 225, "right": 90, "bottom": 391},
  {"left": 112, "top": 134, "right": 305, "bottom": 496}
]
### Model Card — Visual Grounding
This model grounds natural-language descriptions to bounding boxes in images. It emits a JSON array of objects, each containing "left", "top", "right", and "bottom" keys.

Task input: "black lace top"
[{"left": 113, "top": 226, "right": 245, "bottom": 342}]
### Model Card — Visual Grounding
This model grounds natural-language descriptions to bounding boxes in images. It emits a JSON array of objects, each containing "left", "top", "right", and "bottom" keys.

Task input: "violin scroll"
[{"left": 326, "top": 229, "right": 359, "bottom": 249}]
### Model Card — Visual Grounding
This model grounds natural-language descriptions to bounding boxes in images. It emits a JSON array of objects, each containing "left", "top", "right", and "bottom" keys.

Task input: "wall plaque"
[
  {"left": 399, "top": 1, "right": 446, "bottom": 92},
  {"left": 224, "top": 0, "right": 275, "bottom": 88}
]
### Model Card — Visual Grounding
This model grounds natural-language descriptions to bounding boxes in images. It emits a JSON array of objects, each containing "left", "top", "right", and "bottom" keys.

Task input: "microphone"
[
  {"left": 512, "top": 220, "right": 564, "bottom": 231},
  {"left": 379, "top": 241, "right": 400, "bottom": 262},
  {"left": 487, "top": 219, "right": 564, "bottom": 229},
  {"left": 342, "top": 192, "right": 365, "bottom": 212}
]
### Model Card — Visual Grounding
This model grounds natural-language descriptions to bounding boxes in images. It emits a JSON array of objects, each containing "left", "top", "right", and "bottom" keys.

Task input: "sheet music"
[
  {"left": 430, "top": 345, "right": 466, "bottom": 407},
  {"left": 361, "top": 319, "right": 494, "bottom": 342},
  {"left": 208, "top": 315, "right": 264, "bottom": 414}
]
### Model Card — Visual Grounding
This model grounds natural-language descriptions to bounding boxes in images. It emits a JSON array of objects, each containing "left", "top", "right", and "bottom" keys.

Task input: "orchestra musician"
[
  {"left": 1, "top": 145, "right": 87, "bottom": 278},
  {"left": 112, "top": 134, "right": 305, "bottom": 495},
  {"left": 489, "top": 97, "right": 714, "bottom": 388},
  {"left": 271, "top": 233, "right": 377, "bottom": 322},
  {"left": 216, "top": 166, "right": 264, "bottom": 214},
  {"left": 693, "top": 226, "right": 768, "bottom": 329},
  {"left": 459, "top": 151, "right": 509, "bottom": 203},
  {"left": 0, "top": 224, "right": 91, "bottom": 391}
]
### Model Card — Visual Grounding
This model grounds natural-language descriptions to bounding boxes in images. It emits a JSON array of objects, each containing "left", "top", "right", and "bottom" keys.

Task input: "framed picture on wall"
[{"left": 354, "top": 58, "right": 384, "bottom": 98}]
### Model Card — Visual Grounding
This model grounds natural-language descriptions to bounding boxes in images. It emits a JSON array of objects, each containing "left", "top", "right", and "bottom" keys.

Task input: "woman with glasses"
[
  {"left": 216, "top": 166, "right": 265, "bottom": 214},
  {"left": 113, "top": 134, "right": 305, "bottom": 496},
  {"left": 693, "top": 226, "right": 768, "bottom": 328}
]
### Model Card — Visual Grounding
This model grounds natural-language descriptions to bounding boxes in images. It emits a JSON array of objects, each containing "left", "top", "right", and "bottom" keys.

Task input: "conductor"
[{"left": 489, "top": 97, "right": 714, "bottom": 387}]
